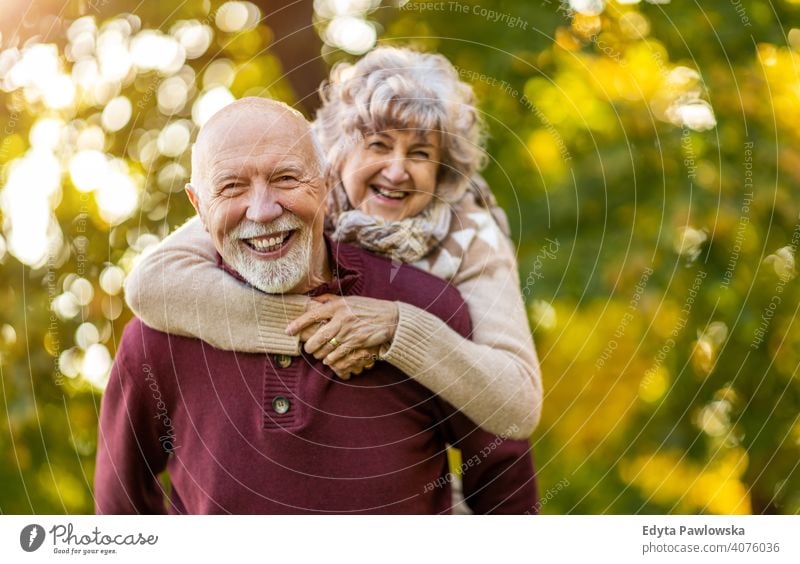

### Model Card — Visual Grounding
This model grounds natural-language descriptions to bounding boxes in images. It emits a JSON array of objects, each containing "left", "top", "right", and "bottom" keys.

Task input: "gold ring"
[{"left": 328, "top": 337, "right": 340, "bottom": 348}]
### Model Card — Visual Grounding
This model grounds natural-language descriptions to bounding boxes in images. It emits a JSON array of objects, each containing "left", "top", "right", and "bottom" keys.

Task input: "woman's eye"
[
  {"left": 368, "top": 141, "right": 389, "bottom": 151},
  {"left": 276, "top": 175, "right": 297, "bottom": 183},
  {"left": 411, "top": 151, "right": 430, "bottom": 159}
]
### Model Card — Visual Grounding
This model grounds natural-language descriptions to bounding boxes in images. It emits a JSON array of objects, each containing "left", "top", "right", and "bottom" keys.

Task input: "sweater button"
[
  {"left": 272, "top": 395, "right": 291, "bottom": 414},
  {"left": 274, "top": 354, "right": 292, "bottom": 369}
]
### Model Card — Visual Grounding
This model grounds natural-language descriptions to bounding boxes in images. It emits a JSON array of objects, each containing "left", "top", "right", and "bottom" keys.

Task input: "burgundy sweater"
[{"left": 95, "top": 239, "right": 537, "bottom": 514}]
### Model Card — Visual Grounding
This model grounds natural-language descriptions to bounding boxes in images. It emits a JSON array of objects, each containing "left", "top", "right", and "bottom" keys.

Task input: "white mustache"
[{"left": 230, "top": 216, "right": 304, "bottom": 239}]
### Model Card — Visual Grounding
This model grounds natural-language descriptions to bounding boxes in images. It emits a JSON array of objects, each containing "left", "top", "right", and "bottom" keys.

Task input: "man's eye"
[{"left": 221, "top": 182, "right": 243, "bottom": 192}]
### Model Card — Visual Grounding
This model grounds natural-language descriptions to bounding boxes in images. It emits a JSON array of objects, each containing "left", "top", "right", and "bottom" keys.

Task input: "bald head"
[
  {"left": 189, "top": 97, "right": 324, "bottom": 195},
  {"left": 184, "top": 96, "right": 332, "bottom": 295}
]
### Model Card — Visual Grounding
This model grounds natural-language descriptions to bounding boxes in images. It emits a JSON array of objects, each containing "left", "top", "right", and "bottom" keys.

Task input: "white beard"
[{"left": 221, "top": 215, "right": 312, "bottom": 294}]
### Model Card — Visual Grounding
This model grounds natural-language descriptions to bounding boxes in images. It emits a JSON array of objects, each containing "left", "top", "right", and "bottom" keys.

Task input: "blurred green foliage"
[{"left": 0, "top": 0, "right": 798, "bottom": 514}]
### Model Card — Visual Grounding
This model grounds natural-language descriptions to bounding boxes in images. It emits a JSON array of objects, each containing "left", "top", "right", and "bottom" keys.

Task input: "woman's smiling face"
[{"left": 339, "top": 129, "right": 442, "bottom": 221}]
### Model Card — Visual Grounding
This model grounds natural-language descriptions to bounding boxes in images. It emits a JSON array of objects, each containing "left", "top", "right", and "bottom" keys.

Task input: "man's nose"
[
  {"left": 245, "top": 186, "right": 283, "bottom": 224},
  {"left": 381, "top": 158, "right": 410, "bottom": 185}
]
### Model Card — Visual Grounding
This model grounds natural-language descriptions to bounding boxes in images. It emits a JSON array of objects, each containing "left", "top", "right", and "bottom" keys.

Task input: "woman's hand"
[
  {"left": 325, "top": 345, "right": 382, "bottom": 381},
  {"left": 286, "top": 294, "right": 399, "bottom": 371}
]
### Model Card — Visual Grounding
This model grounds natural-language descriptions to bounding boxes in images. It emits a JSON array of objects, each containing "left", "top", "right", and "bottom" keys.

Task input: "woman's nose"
[{"left": 381, "top": 158, "right": 410, "bottom": 185}]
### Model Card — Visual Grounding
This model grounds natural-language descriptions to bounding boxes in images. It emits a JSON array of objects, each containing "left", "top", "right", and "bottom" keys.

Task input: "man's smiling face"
[{"left": 187, "top": 99, "right": 329, "bottom": 294}]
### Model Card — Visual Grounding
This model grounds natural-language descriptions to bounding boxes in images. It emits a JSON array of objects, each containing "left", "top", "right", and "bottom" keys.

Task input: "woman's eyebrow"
[
  {"left": 369, "top": 131, "right": 435, "bottom": 146},
  {"left": 414, "top": 129, "right": 440, "bottom": 143}
]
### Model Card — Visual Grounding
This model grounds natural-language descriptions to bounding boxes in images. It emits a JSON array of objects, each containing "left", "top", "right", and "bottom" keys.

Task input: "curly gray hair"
[{"left": 314, "top": 46, "right": 488, "bottom": 220}]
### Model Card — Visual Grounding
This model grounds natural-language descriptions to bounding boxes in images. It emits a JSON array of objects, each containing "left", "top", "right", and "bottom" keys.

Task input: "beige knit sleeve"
[
  {"left": 123, "top": 216, "right": 308, "bottom": 355},
  {"left": 380, "top": 224, "right": 542, "bottom": 439}
]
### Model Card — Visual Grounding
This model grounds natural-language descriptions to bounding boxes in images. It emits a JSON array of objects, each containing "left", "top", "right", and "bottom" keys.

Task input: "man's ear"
[
  {"left": 185, "top": 183, "right": 202, "bottom": 215},
  {"left": 185, "top": 183, "right": 210, "bottom": 232}
]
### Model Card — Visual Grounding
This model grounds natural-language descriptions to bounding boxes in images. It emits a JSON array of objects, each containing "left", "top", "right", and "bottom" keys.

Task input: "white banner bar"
[{"left": 1, "top": 515, "right": 797, "bottom": 563}]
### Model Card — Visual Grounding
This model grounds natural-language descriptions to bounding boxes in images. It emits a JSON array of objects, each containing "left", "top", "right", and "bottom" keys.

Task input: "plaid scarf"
[{"left": 331, "top": 197, "right": 452, "bottom": 263}]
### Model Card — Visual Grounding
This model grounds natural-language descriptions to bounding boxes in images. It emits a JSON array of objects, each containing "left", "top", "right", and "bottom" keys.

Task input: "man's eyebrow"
[
  {"left": 274, "top": 162, "right": 319, "bottom": 179},
  {"left": 211, "top": 172, "right": 242, "bottom": 185},
  {"left": 272, "top": 163, "right": 303, "bottom": 173}
]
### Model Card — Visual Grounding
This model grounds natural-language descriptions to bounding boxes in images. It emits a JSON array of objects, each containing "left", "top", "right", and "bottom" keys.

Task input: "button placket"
[{"left": 263, "top": 354, "right": 301, "bottom": 430}]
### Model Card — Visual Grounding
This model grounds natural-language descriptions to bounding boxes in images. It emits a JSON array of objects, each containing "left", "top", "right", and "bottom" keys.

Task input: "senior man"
[{"left": 94, "top": 98, "right": 536, "bottom": 514}]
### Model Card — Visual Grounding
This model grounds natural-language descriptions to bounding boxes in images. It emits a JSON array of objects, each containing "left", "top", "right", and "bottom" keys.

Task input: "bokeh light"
[
  {"left": 81, "top": 343, "right": 112, "bottom": 389},
  {"left": 101, "top": 96, "right": 132, "bottom": 132},
  {"left": 215, "top": 2, "right": 261, "bottom": 33},
  {"left": 69, "top": 150, "right": 109, "bottom": 192},
  {"left": 192, "top": 85, "right": 236, "bottom": 126},
  {"left": 324, "top": 16, "right": 377, "bottom": 55},
  {"left": 157, "top": 121, "right": 192, "bottom": 157},
  {"left": 95, "top": 161, "right": 140, "bottom": 224},
  {"left": 99, "top": 265, "right": 126, "bottom": 295},
  {"left": 171, "top": 20, "right": 213, "bottom": 60}
]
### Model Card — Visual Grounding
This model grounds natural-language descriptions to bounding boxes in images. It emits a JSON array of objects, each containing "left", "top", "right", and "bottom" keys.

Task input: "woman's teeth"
[
  {"left": 246, "top": 232, "right": 290, "bottom": 252},
  {"left": 373, "top": 185, "right": 407, "bottom": 200}
]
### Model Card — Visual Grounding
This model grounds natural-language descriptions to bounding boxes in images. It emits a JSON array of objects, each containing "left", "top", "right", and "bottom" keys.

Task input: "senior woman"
[{"left": 125, "top": 47, "right": 542, "bottom": 439}]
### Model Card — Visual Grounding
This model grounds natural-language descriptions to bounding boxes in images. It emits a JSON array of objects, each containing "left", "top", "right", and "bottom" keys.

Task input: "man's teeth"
[
  {"left": 374, "top": 186, "right": 407, "bottom": 200},
  {"left": 247, "top": 232, "right": 290, "bottom": 252}
]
